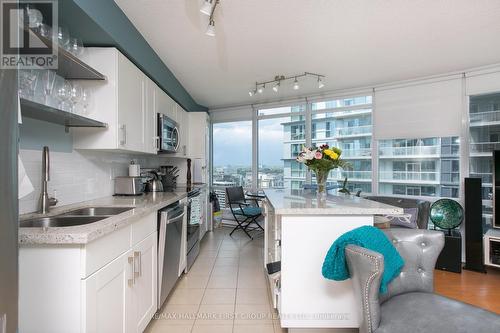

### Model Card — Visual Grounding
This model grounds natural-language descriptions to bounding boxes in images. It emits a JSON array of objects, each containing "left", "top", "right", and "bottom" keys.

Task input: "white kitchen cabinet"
[
  {"left": 83, "top": 249, "right": 134, "bottom": 333},
  {"left": 73, "top": 48, "right": 156, "bottom": 155},
  {"left": 155, "top": 85, "right": 176, "bottom": 123},
  {"left": 145, "top": 79, "right": 158, "bottom": 154},
  {"left": 19, "top": 212, "right": 158, "bottom": 333},
  {"left": 188, "top": 112, "right": 209, "bottom": 159},
  {"left": 132, "top": 233, "right": 157, "bottom": 333}
]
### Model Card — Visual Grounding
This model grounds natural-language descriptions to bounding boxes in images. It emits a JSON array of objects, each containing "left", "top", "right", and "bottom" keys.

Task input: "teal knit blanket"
[{"left": 322, "top": 226, "right": 404, "bottom": 294}]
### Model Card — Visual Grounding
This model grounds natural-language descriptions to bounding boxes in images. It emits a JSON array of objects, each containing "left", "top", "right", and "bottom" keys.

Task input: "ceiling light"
[
  {"left": 273, "top": 82, "right": 280, "bottom": 92},
  {"left": 257, "top": 85, "right": 264, "bottom": 94},
  {"left": 293, "top": 78, "right": 299, "bottom": 90},
  {"left": 206, "top": 20, "right": 216, "bottom": 37},
  {"left": 248, "top": 90, "right": 255, "bottom": 96},
  {"left": 200, "top": 0, "right": 213, "bottom": 15},
  {"left": 318, "top": 77, "right": 325, "bottom": 89}
]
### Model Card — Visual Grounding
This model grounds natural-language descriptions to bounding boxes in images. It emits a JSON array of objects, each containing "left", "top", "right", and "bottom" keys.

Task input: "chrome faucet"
[{"left": 38, "top": 146, "right": 58, "bottom": 214}]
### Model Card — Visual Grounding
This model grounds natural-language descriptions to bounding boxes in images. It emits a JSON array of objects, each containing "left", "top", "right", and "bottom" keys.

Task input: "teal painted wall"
[
  {"left": 19, "top": 118, "right": 73, "bottom": 153},
  {"left": 57, "top": 0, "right": 207, "bottom": 112}
]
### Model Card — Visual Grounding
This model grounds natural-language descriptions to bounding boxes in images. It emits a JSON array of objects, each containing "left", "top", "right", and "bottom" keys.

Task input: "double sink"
[{"left": 20, "top": 207, "right": 134, "bottom": 228}]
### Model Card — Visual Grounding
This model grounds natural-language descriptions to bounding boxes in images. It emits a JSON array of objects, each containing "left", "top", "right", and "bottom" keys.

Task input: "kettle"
[{"left": 145, "top": 171, "right": 164, "bottom": 192}]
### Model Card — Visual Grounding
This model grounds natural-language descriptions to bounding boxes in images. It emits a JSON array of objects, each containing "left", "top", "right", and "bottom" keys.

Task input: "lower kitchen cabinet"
[{"left": 19, "top": 212, "right": 158, "bottom": 333}]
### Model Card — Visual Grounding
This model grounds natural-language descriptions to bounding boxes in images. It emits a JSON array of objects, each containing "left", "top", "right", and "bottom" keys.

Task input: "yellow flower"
[{"left": 324, "top": 149, "right": 339, "bottom": 160}]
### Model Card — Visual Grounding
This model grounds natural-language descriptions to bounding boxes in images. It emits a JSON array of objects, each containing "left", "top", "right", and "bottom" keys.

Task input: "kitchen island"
[{"left": 262, "top": 189, "right": 403, "bottom": 333}]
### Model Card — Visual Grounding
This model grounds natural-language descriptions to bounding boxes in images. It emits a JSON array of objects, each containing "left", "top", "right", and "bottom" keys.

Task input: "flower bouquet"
[{"left": 296, "top": 144, "right": 350, "bottom": 197}]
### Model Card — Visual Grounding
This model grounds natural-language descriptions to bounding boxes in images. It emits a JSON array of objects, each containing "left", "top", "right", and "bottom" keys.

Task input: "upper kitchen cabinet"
[
  {"left": 73, "top": 48, "right": 155, "bottom": 154},
  {"left": 188, "top": 112, "right": 209, "bottom": 159}
]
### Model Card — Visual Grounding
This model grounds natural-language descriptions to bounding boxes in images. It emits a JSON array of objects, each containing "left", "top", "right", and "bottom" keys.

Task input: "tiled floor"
[{"left": 145, "top": 227, "right": 285, "bottom": 333}]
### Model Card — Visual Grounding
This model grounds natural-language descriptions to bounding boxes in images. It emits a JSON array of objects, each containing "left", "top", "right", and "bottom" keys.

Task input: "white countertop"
[
  {"left": 19, "top": 184, "right": 206, "bottom": 246},
  {"left": 264, "top": 189, "right": 403, "bottom": 215}
]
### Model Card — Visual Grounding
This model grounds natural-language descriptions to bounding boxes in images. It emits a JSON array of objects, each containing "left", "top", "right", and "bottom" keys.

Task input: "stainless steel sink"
[
  {"left": 20, "top": 216, "right": 107, "bottom": 228},
  {"left": 60, "top": 207, "right": 133, "bottom": 216}
]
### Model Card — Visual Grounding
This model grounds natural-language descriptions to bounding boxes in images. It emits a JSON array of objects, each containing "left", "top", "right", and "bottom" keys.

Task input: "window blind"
[
  {"left": 209, "top": 106, "right": 253, "bottom": 123},
  {"left": 466, "top": 70, "right": 500, "bottom": 96},
  {"left": 373, "top": 77, "right": 463, "bottom": 140}
]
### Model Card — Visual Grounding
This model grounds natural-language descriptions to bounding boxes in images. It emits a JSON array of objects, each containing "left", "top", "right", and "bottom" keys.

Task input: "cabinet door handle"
[
  {"left": 128, "top": 255, "right": 135, "bottom": 286},
  {"left": 134, "top": 251, "right": 141, "bottom": 277},
  {"left": 155, "top": 136, "right": 161, "bottom": 151},
  {"left": 120, "top": 124, "right": 127, "bottom": 146}
]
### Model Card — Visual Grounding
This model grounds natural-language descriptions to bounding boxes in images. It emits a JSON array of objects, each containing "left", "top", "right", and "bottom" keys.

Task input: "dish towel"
[{"left": 322, "top": 225, "right": 404, "bottom": 293}]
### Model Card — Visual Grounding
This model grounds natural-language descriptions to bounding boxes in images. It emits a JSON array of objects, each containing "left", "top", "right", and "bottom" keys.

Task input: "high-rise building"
[{"left": 469, "top": 92, "right": 500, "bottom": 231}]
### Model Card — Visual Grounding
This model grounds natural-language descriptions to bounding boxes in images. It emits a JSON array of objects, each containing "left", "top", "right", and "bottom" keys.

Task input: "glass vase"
[{"left": 315, "top": 169, "right": 330, "bottom": 200}]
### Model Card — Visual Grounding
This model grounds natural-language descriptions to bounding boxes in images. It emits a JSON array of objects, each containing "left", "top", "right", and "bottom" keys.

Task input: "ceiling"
[{"left": 114, "top": 0, "right": 500, "bottom": 109}]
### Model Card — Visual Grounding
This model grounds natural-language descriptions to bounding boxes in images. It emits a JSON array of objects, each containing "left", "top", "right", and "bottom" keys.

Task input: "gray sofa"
[
  {"left": 345, "top": 229, "right": 500, "bottom": 333},
  {"left": 364, "top": 196, "right": 430, "bottom": 229}
]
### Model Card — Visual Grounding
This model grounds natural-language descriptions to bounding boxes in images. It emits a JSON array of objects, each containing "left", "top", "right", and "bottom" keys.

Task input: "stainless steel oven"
[
  {"left": 157, "top": 113, "right": 180, "bottom": 153},
  {"left": 186, "top": 189, "right": 202, "bottom": 271}
]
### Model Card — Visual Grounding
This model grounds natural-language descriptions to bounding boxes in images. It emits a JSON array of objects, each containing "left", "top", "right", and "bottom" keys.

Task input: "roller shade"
[
  {"left": 374, "top": 77, "right": 463, "bottom": 140},
  {"left": 209, "top": 106, "right": 253, "bottom": 123},
  {"left": 466, "top": 70, "right": 500, "bottom": 96}
]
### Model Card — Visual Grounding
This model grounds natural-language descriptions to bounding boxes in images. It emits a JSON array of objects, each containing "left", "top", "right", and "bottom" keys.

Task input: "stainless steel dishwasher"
[{"left": 157, "top": 202, "right": 185, "bottom": 309}]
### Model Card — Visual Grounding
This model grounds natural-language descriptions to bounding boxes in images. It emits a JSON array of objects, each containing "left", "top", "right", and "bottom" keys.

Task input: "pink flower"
[{"left": 314, "top": 151, "right": 322, "bottom": 159}]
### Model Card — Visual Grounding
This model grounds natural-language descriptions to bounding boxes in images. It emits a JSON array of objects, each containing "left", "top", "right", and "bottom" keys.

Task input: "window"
[
  {"left": 258, "top": 105, "right": 306, "bottom": 189},
  {"left": 378, "top": 136, "right": 460, "bottom": 198},
  {"left": 469, "top": 92, "right": 500, "bottom": 231},
  {"left": 212, "top": 121, "right": 252, "bottom": 205},
  {"left": 311, "top": 96, "right": 373, "bottom": 193}
]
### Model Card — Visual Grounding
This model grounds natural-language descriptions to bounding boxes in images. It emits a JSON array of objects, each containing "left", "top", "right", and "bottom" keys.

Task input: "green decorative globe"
[{"left": 430, "top": 199, "right": 464, "bottom": 230}]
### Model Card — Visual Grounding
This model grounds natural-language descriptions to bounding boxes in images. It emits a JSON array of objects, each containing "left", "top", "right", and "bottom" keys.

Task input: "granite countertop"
[
  {"left": 19, "top": 184, "right": 207, "bottom": 246},
  {"left": 264, "top": 189, "right": 403, "bottom": 215}
]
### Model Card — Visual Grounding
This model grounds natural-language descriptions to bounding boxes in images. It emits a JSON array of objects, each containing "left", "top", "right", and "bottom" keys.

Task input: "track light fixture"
[
  {"left": 201, "top": 0, "right": 220, "bottom": 37},
  {"left": 200, "top": 0, "right": 213, "bottom": 15},
  {"left": 248, "top": 72, "right": 325, "bottom": 96}
]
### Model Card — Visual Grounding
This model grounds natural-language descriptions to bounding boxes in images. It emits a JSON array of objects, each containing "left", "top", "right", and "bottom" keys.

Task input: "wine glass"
[
  {"left": 81, "top": 88, "right": 92, "bottom": 116},
  {"left": 41, "top": 70, "right": 56, "bottom": 105},
  {"left": 54, "top": 76, "right": 71, "bottom": 111},
  {"left": 69, "top": 38, "right": 85, "bottom": 58},
  {"left": 69, "top": 83, "right": 83, "bottom": 114},
  {"left": 18, "top": 69, "right": 38, "bottom": 99},
  {"left": 57, "top": 26, "right": 70, "bottom": 50},
  {"left": 26, "top": 6, "right": 43, "bottom": 29}
]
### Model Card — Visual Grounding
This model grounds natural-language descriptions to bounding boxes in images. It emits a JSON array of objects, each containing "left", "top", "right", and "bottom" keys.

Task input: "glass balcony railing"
[
  {"left": 290, "top": 133, "right": 305, "bottom": 140},
  {"left": 469, "top": 110, "right": 500, "bottom": 124},
  {"left": 469, "top": 142, "right": 500, "bottom": 153},
  {"left": 379, "top": 171, "right": 439, "bottom": 182},
  {"left": 469, "top": 172, "right": 493, "bottom": 184},
  {"left": 290, "top": 170, "right": 307, "bottom": 178},
  {"left": 340, "top": 148, "right": 372, "bottom": 158},
  {"left": 335, "top": 125, "right": 372, "bottom": 137},
  {"left": 379, "top": 145, "right": 440, "bottom": 157},
  {"left": 335, "top": 170, "right": 372, "bottom": 180}
]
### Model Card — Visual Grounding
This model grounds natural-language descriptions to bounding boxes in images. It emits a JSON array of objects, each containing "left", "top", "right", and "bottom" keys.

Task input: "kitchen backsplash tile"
[{"left": 19, "top": 149, "right": 188, "bottom": 215}]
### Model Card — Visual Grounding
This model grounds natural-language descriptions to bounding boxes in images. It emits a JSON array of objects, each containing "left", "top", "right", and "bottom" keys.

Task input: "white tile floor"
[{"left": 145, "top": 227, "right": 286, "bottom": 333}]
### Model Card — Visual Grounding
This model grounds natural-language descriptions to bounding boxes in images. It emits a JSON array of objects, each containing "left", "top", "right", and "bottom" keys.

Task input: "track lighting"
[
  {"left": 247, "top": 72, "right": 325, "bottom": 96},
  {"left": 200, "top": 0, "right": 213, "bottom": 15},
  {"left": 318, "top": 77, "right": 325, "bottom": 89},
  {"left": 206, "top": 19, "right": 216, "bottom": 37}
]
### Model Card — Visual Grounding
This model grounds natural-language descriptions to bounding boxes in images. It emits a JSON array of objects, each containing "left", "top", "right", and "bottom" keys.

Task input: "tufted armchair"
[{"left": 345, "top": 229, "right": 500, "bottom": 333}]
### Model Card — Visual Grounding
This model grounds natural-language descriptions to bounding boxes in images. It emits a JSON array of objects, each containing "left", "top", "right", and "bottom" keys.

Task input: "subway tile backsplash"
[{"left": 19, "top": 149, "right": 187, "bottom": 215}]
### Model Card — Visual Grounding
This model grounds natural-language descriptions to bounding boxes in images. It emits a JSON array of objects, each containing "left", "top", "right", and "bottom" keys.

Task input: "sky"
[{"left": 213, "top": 118, "right": 286, "bottom": 167}]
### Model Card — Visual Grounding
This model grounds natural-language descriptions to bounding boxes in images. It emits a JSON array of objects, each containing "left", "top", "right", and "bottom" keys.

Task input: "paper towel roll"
[{"left": 129, "top": 163, "right": 141, "bottom": 177}]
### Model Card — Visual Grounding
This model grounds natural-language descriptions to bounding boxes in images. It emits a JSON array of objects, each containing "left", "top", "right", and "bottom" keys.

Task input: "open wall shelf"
[
  {"left": 30, "top": 29, "right": 106, "bottom": 80},
  {"left": 20, "top": 98, "right": 107, "bottom": 130}
]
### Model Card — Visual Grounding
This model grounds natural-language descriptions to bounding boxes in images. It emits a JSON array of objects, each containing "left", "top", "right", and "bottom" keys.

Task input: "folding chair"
[{"left": 225, "top": 186, "right": 264, "bottom": 239}]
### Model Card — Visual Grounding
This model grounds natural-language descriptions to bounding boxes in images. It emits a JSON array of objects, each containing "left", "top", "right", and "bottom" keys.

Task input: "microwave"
[{"left": 157, "top": 113, "right": 180, "bottom": 153}]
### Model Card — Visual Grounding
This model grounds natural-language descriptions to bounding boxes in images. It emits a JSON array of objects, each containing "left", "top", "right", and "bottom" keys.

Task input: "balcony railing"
[
  {"left": 379, "top": 145, "right": 440, "bottom": 157},
  {"left": 469, "top": 110, "right": 500, "bottom": 125},
  {"left": 341, "top": 148, "right": 372, "bottom": 158},
  {"left": 290, "top": 170, "right": 307, "bottom": 178},
  {"left": 469, "top": 172, "right": 493, "bottom": 184},
  {"left": 469, "top": 142, "right": 500, "bottom": 154},
  {"left": 290, "top": 133, "right": 305, "bottom": 141},
  {"left": 379, "top": 171, "right": 439, "bottom": 182},
  {"left": 336, "top": 170, "right": 372, "bottom": 180},
  {"left": 335, "top": 125, "right": 372, "bottom": 137}
]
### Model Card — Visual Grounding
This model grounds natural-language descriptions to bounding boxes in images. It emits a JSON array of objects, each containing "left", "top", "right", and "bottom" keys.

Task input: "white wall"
[{"left": 19, "top": 149, "right": 188, "bottom": 215}]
